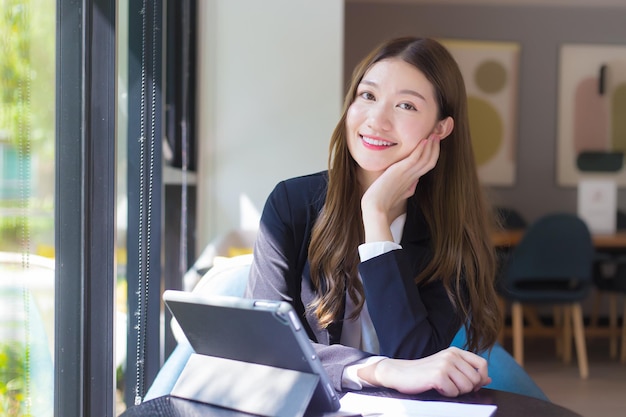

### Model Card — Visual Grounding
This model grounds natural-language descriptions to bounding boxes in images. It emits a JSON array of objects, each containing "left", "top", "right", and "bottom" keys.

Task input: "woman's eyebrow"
[
  {"left": 398, "top": 89, "right": 427, "bottom": 102},
  {"left": 360, "top": 79, "right": 427, "bottom": 102},
  {"left": 359, "top": 79, "right": 377, "bottom": 89}
]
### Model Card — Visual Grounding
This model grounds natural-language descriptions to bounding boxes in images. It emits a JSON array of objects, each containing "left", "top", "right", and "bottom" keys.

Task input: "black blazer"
[{"left": 245, "top": 171, "right": 462, "bottom": 390}]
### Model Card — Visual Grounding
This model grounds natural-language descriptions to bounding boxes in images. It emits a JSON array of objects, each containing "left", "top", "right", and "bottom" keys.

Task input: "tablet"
[{"left": 163, "top": 290, "right": 342, "bottom": 416}]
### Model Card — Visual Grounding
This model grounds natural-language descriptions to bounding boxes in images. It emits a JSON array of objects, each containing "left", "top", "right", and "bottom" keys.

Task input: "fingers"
[
  {"left": 403, "top": 180, "right": 419, "bottom": 200},
  {"left": 404, "top": 134, "right": 440, "bottom": 178},
  {"left": 433, "top": 348, "right": 490, "bottom": 397},
  {"left": 420, "top": 135, "right": 441, "bottom": 173},
  {"left": 395, "top": 136, "right": 439, "bottom": 199},
  {"left": 444, "top": 360, "right": 484, "bottom": 395},
  {"left": 451, "top": 347, "right": 490, "bottom": 382}
]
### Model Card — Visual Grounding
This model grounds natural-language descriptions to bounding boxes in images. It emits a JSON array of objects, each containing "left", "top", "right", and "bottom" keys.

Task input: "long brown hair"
[{"left": 308, "top": 37, "right": 501, "bottom": 353}]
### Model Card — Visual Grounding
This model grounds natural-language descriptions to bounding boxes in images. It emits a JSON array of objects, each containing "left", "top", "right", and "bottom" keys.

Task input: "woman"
[{"left": 245, "top": 37, "right": 501, "bottom": 397}]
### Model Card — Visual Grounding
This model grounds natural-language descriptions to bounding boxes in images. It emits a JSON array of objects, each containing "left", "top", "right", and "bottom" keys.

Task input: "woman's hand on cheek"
[
  {"left": 361, "top": 135, "right": 441, "bottom": 221},
  {"left": 358, "top": 347, "right": 491, "bottom": 398}
]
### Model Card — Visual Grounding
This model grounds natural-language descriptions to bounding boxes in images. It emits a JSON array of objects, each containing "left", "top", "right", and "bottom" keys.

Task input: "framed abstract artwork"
[
  {"left": 557, "top": 43, "right": 626, "bottom": 186},
  {"left": 440, "top": 39, "right": 521, "bottom": 186}
]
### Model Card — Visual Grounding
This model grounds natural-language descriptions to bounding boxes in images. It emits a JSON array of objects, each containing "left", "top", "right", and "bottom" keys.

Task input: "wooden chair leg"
[
  {"left": 621, "top": 301, "right": 626, "bottom": 364},
  {"left": 590, "top": 290, "right": 602, "bottom": 328},
  {"left": 523, "top": 306, "right": 543, "bottom": 329},
  {"left": 512, "top": 302, "right": 524, "bottom": 366},
  {"left": 609, "top": 293, "right": 618, "bottom": 359},
  {"left": 553, "top": 306, "right": 562, "bottom": 358},
  {"left": 562, "top": 305, "right": 572, "bottom": 364},
  {"left": 571, "top": 303, "right": 589, "bottom": 379}
]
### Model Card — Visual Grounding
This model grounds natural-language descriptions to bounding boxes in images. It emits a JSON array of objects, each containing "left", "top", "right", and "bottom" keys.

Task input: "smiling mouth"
[{"left": 361, "top": 135, "right": 396, "bottom": 147}]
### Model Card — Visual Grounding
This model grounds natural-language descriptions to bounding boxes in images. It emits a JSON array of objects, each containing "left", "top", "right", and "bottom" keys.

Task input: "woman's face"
[{"left": 346, "top": 58, "right": 442, "bottom": 183}]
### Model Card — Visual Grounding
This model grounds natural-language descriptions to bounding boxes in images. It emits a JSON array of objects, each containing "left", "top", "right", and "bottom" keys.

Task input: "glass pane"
[
  {"left": 0, "top": 0, "right": 56, "bottom": 416},
  {"left": 116, "top": 0, "right": 129, "bottom": 414}
]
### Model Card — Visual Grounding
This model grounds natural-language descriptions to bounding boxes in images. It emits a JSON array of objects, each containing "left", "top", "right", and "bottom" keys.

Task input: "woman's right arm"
[
  {"left": 358, "top": 347, "right": 491, "bottom": 397},
  {"left": 245, "top": 180, "right": 303, "bottom": 305}
]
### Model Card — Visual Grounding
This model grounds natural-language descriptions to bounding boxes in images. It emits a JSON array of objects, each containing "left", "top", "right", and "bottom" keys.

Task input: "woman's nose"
[{"left": 367, "top": 103, "right": 392, "bottom": 131}]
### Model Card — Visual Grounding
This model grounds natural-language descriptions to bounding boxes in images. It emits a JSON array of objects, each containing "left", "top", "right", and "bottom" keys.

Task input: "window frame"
[{"left": 55, "top": 0, "right": 117, "bottom": 415}]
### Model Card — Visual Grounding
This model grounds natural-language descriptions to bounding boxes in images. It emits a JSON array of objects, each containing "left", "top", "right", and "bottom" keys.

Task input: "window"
[
  {"left": 2, "top": 2, "right": 193, "bottom": 415},
  {"left": 0, "top": 1, "right": 55, "bottom": 416}
]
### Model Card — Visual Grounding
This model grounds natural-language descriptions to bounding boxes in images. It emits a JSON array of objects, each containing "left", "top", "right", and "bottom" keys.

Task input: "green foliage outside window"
[
  {"left": 0, "top": 341, "right": 31, "bottom": 417},
  {"left": 1, "top": 1, "right": 55, "bottom": 415},
  {"left": 0, "top": 0, "right": 55, "bottom": 253},
  {"left": 1, "top": 0, "right": 32, "bottom": 152}
]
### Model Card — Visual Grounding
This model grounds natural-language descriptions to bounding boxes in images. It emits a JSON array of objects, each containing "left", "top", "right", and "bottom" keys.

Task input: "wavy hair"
[{"left": 308, "top": 37, "right": 501, "bottom": 353}]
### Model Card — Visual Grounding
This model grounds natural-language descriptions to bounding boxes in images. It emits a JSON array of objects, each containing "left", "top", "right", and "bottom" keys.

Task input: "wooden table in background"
[{"left": 491, "top": 229, "right": 626, "bottom": 250}]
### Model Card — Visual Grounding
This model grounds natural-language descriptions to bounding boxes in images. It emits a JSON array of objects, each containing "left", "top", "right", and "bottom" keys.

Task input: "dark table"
[
  {"left": 491, "top": 228, "right": 626, "bottom": 250},
  {"left": 120, "top": 388, "right": 583, "bottom": 417}
]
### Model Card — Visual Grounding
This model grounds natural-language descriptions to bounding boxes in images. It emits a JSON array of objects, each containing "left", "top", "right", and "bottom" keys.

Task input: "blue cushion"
[
  {"left": 145, "top": 255, "right": 253, "bottom": 401},
  {"left": 144, "top": 341, "right": 193, "bottom": 401},
  {"left": 450, "top": 327, "right": 548, "bottom": 401}
]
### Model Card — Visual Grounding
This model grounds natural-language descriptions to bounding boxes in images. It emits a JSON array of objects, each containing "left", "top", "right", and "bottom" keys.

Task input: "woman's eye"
[
  {"left": 358, "top": 91, "right": 375, "bottom": 101},
  {"left": 398, "top": 102, "right": 417, "bottom": 111}
]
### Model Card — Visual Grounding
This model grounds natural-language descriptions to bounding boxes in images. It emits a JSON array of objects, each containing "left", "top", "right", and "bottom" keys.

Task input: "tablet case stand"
[{"left": 171, "top": 353, "right": 320, "bottom": 417}]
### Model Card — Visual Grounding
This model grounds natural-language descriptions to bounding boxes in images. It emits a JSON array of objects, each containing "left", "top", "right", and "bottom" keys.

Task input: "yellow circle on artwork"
[
  {"left": 468, "top": 96, "right": 503, "bottom": 165},
  {"left": 475, "top": 60, "right": 507, "bottom": 94}
]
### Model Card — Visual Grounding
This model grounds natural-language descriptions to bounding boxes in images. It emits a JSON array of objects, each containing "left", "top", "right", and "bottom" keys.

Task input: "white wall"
[
  {"left": 196, "top": 0, "right": 344, "bottom": 250},
  {"left": 348, "top": 0, "right": 626, "bottom": 7}
]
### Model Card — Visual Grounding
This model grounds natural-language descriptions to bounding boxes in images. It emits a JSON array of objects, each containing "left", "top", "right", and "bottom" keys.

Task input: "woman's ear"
[{"left": 433, "top": 117, "right": 454, "bottom": 140}]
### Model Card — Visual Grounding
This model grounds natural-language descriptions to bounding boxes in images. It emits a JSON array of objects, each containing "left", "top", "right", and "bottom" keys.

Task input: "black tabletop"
[
  {"left": 366, "top": 388, "right": 582, "bottom": 417},
  {"left": 120, "top": 388, "right": 583, "bottom": 417}
]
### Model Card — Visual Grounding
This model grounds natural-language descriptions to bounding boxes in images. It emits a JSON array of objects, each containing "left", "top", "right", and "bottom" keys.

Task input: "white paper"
[
  {"left": 577, "top": 179, "right": 617, "bottom": 234},
  {"left": 339, "top": 392, "right": 497, "bottom": 417}
]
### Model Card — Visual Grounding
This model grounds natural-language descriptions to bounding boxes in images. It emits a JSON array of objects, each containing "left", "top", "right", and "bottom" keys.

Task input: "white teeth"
[{"left": 362, "top": 135, "right": 392, "bottom": 146}]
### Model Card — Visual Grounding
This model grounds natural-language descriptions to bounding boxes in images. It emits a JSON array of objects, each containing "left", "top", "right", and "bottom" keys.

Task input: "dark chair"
[
  {"left": 590, "top": 210, "right": 626, "bottom": 361},
  {"left": 493, "top": 206, "right": 528, "bottom": 343},
  {"left": 494, "top": 206, "right": 528, "bottom": 230},
  {"left": 492, "top": 207, "right": 528, "bottom": 287},
  {"left": 610, "top": 263, "right": 626, "bottom": 363},
  {"left": 499, "top": 213, "right": 594, "bottom": 379}
]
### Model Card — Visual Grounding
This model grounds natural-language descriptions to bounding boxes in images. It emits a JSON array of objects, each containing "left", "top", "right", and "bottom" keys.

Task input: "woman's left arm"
[{"left": 359, "top": 248, "right": 461, "bottom": 359}]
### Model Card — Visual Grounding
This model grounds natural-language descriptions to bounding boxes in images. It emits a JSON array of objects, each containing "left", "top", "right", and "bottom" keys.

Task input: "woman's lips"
[{"left": 361, "top": 134, "right": 396, "bottom": 149}]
